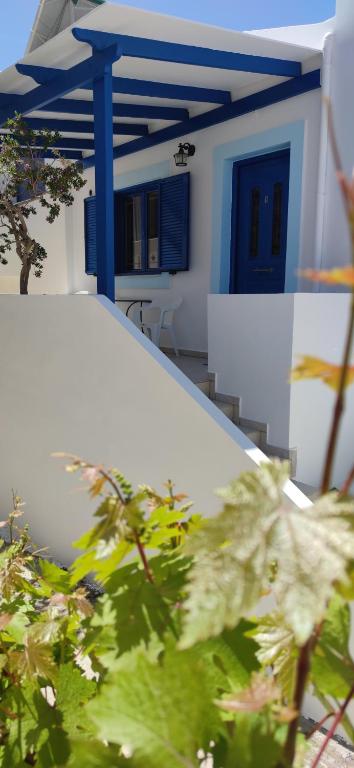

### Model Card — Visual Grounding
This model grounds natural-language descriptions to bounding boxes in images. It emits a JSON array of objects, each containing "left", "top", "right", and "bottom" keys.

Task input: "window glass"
[
  {"left": 125, "top": 194, "right": 142, "bottom": 271},
  {"left": 272, "top": 182, "right": 283, "bottom": 256},
  {"left": 249, "top": 187, "right": 260, "bottom": 259},
  {"left": 147, "top": 190, "right": 159, "bottom": 269}
]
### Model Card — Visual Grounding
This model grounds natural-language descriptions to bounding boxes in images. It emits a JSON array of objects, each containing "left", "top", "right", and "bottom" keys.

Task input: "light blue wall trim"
[
  {"left": 114, "top": 160, "right": 172, "bottom": 290},
  {"left": 211, "top": 121, "right": 305, "bottom": 294}
]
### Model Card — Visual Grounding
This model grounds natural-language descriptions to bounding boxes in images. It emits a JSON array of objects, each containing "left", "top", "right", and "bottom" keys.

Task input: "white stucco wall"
[
  {"left": 316, "top": 0, "right": 354, "bottom": 271},
  {"left": 0, "top": 201, "right": 69, "bottom": 295},
  {"left": 290, "top": 293, "right": 354, "bottom": 489},
  {"left": 0, "top": 294, "right": 309, "bottom": 565},
  {"left": 208, "top": 294, "right": 294, "bottom": 447},
  {"left": 64, "top": 88, "right": 321, "bottom": 353},
  {"left": 208, "top": 293, "right": 354, "bottom": 489}
]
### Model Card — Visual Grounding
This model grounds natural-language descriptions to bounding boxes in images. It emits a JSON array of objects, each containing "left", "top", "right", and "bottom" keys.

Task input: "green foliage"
[
  {"left": 181, "top": 462, "right": 354, "bottom": 647},
  {"left": 0, "top": 456, "right": 353, "bottom": 767},
  {"left": 0, "top": 114, "right": 85, "bottom": 292}
]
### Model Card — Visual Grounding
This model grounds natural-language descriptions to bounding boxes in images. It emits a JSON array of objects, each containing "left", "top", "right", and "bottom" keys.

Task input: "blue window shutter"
[
  {"left": 84, "top": 195, "right": 97, "bottom": 275},
  {"left": 160, "top": 172, "right": 190, "bottom": 271}
]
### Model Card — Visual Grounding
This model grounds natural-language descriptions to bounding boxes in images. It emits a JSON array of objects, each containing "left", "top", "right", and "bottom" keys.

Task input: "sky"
[{"left": 0, "top": 0, "right": 336, "bottom": 72}]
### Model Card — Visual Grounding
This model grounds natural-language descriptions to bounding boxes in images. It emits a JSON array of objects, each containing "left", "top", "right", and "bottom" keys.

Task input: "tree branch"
[{"left": 311, "top": 683, "right": 354, "bottom": 768}]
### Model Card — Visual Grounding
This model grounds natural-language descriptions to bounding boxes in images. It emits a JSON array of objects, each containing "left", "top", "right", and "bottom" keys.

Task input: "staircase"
[{"left": 196, "top": 372, "right": 297, "bottom": 477}]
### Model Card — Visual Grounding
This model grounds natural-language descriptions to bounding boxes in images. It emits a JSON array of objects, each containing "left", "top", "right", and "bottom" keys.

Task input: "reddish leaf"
[
  {"left": 291, "top": 356, "right": 354, "bottom": 391},
  {"left": 300, "top": 266, "right": 354, "bottom": 288}
]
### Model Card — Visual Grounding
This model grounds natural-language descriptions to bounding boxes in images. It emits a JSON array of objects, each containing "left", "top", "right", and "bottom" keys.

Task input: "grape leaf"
[
  {"left": 56, "top": 662, "right": 96, "bottom": 738},
  {"left": 223, "top": 713, "right": 285, "bottom": 768},
  {"left": 39, "top": 559, "right": 71, "bottom": 594},
  {"left": 67, "top": 739, "right": 130, "bottom": 768},
  {"left": 181, "top": 463, "right": 354, "bottom": 647},
  {"left": 311, "top": 595, "right": 354, "bottom": 698},
  {"left": 291, "top": 356, "right": 354, "bottom": 390},
  {"left": 300, "top": 266, "right": 354, "bottom": 288},
  {"left": 248, "top": 615, "right": 298, "bottom": 701},
  {"left": 2, "top": 683, "right": 69, "bottom": 767},
  {"left": 86, "top": 646, "right": 224, "bottom": 768}
]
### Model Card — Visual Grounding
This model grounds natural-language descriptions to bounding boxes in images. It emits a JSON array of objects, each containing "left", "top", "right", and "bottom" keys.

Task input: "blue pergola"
[{"left": 0, "top": 27, "right": 321, "bottom": 302}]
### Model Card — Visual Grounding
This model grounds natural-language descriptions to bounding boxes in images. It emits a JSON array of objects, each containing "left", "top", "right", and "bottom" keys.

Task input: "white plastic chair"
[{"left": 132, "top": 297, "right": 182, "bottom": 356}]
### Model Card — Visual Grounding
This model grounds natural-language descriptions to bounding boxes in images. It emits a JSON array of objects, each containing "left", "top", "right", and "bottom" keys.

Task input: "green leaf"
[
  {"left": 224, "top": 713, "right": 285, "bottom": 768},
  {"left": 56, "top": 662, "right": 96, "bottom": 738},
  {"left": 311, "top": 595, "right": 354, "bottom": 698},
  {"left": 2, "top": 683, "right": 69, "bottom": 767},
  {"left": 181, "top": 464, "right": 354, "bottom": 647},
  {"left": 248, "top": 615, "right": 298, "bottom": 701},
  {"left": 39, "top": 559, "right": 71, "bottom": 594},
  {"left": 87, "top": 646, "right": 224, "bottom": 768},
  {"left": 67, "top": 739, "right": 129, "bottom": 768}
]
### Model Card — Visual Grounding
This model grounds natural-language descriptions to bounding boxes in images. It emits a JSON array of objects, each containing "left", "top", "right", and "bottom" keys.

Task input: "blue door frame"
[{"left": 230, "top": 149, "right": 290, "bottom": 294}]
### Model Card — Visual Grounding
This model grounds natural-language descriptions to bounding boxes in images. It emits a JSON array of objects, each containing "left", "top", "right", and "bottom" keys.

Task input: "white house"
[{"left": 0, "top": 0, "right": 353, "bottom": 565}]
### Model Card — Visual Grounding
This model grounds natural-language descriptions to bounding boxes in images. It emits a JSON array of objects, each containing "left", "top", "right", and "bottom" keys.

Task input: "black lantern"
[{"left": 173, "top": 142, "right": 196, "bottom": 167}]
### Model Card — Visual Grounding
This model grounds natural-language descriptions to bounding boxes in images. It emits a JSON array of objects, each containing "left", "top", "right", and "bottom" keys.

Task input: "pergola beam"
[
  {"left": 83, "top": 69, "right": 321, "bottom": 168},
  {"left": 36, "top": 98, "right": 189, "bottom": 122},
  {"left": 0, "top": 135, "right": 96, "bottom": 151},
  {"left": 73, "top": 28, "right": 302, "bottom": 78},
  {"left": 0, "top": 94, "right": 188, "bottom": 122},
  {"left": 17, "top": 64, "right": 232, "bottom": 105},
  {"left": 0, "top": 44, "right": 121, "bottom": 126},
  {"left": 20, "top": 117, "right": 148, "bottom": 136}
]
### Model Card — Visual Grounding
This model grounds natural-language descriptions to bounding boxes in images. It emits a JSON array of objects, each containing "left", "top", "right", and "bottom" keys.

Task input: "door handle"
[{"left": 252, "top": 268, "right": 274, "bottom": 273}]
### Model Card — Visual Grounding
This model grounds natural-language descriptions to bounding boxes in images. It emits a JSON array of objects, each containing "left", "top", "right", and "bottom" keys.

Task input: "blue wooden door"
[{"left": 231, "top": 150, "right": 290, "bottom": 293}]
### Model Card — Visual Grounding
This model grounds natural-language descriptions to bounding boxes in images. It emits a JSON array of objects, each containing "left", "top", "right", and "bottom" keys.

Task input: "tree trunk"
[{"left": 20, "top": 261, "right": 31, "bottom": 295}]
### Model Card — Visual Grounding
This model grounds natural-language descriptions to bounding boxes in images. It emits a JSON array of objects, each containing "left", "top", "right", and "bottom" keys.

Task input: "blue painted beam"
[
  {"left": 83, "top": 69, "right": 321, "bottom": 169},
  {"left": 0, "top": 46, "right": 121, "bottom": 126},
  {"left": 0, "top": 93, "right": 187, "bottom": 121},
  {"left": 0, "top": 133, "right": 95, "bottom": 151},
  {"left": 93, "top": 63, "right": 115, "bottom": 302},
  {"left": 17, "top": 63, "right": 231, "bottom": 104},
  {"left": 21, "top": 117, "right": 148, "bottom": 136},
  {"left": 73, "top": 27, "right": 302, "bottom": 78},
  {"left": 36, "top": 97, "right": 189, "bottom": 121}
]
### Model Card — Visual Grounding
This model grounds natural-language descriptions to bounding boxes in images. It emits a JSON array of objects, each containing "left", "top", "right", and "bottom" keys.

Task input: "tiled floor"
[{"left": 164, "top": 351, "right": 209, "bottom": 384}]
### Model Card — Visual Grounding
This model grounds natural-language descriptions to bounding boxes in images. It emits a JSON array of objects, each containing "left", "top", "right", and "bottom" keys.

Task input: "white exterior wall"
[
  {"left": 0, "top": 91, "right": 322, "bottom": 354},
  {"left": 316, "top": 0, "right": 354, "bottom": 270},
  {"left": 0, "top": 295, "right": 308, "bottom": 564},
  {"left": 208, "top": 293, "right": 354, "bottom": 489},
  {"left": 62, "top": 89, "right": 321, "bottom": 353},
  {"left": 0, "top": 201, "right": 69, "bottom": 295}
]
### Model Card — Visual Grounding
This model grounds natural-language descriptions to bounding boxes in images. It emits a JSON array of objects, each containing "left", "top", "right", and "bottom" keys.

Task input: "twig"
[
  {"left": 133, "top": 531, "right": 155, "bottom": 584},
  {"left": 320, "top": 100, "right": 354, "bottom": 493},
  {"left": 311, "top": 682, "right": 354, "bottom": 768},
  {"left": 321, "top": 293, "right": 354, "bottom": 493},
  {"left": 282, "top": 638, "right": 315, "bottom": 765},
  {"left": 340, "top": 464, "right": 354, "bottom": 496},
  {"left": 306, "top": 712, "right": 335, "bottom": 740}
]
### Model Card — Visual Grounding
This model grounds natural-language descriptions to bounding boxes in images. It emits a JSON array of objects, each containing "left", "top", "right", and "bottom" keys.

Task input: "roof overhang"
[
  {"left": 26, "top": 0, "right": 105, "bottom": 54},
  {"left": 0, "top": 2, "right": 323, "bottom": 167}
]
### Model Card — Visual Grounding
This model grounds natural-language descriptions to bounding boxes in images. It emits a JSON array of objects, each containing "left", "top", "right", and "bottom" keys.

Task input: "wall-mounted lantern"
[{"left": 173, "top": 142, "right": 196, "bottom": 167}]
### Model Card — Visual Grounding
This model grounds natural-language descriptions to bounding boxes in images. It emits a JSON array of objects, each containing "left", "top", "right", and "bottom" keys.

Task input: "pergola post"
[{"left": 93, "top": 61, "right": 115, "bottom": 301}]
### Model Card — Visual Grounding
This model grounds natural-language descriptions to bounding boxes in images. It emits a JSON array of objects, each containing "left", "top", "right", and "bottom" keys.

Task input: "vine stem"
[
  {"left": 282, "top": 636, "right": 316, "bottom": 765},
  {"left": 310, "top": 682, "right": 354, "bottom": 768},
  {"left": 133, "top": 531, "right": 154, "bottom": 584},
  {"left": 340, "top": 463, "right": 354, "bottom": 496},
  {"left": 305, "top": 712, "right": 335, "bottom": 740},
  {"left": 321, "top": 293, "right": 354, "bottom": 493}
]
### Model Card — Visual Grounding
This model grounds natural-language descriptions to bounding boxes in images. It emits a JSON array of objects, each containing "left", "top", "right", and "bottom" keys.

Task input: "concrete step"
[
  {"left": 214, "top": 400, "right": 234, "bottom": 420},
  {"left": 196, "top": 380, "right": 210, "bottom": 397},
  {"left": 239, "top": 425, "right": 263, "bottom": 448}
]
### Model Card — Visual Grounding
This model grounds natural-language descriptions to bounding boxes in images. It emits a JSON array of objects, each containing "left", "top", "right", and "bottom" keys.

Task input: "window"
[
  {"left": 85, "top": 173, "right": 190, "bottom": 277},
  {"left": 117, "top": 185, "right": 160, "bottom": 274}
]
